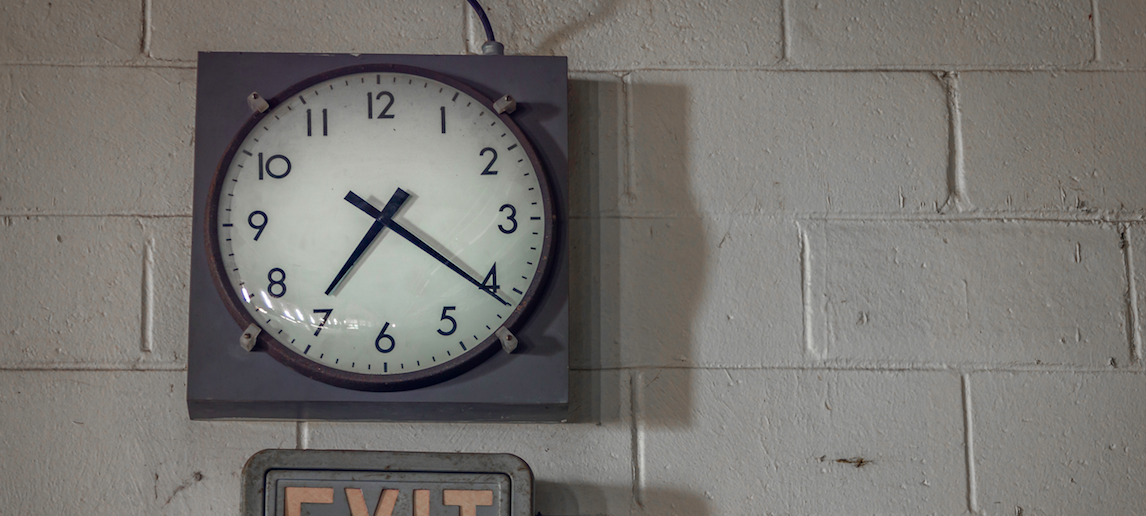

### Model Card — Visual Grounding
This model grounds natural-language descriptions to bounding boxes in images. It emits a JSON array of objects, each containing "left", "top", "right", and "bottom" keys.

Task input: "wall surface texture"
[{"left": 1, "top": 1, "right": 1144, "bottom": 515}]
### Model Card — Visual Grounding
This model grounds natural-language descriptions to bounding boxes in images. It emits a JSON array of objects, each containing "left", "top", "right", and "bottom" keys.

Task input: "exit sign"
[{"left": 241, "top": 450, "right": 533, "bottom": 516}]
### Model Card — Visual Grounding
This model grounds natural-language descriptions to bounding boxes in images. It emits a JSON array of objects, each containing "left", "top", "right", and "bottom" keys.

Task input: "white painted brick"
[
  {"left": 307, "top": 371, "right": 632, "bottom": 516},
  {"left": 0, "top": 371, "right": 294, "bottom": 515},
  {"left": 972, "top": 372, "right": 1146, "bottom": 515},
  {"left": 791, "top": 0, "right": 1092, "bottom": 67},
  {"left": 0, "top": 216, "right": 186, "bottom": 366},
  {"left": 1131, "top": 224, "right": 1146, "bottom": 365},
  {"left": 810, "top": 221, "right": 1128, "bottom": 366},
  {"left": 579, "top": 215, "right": 802, "bottom": 369},
  {"left": 1101, "top": 0, "right": 1146, "bottom": 68},
  {"left": 962, "top": 72, "right": 1146, "bottom": 212},
  {"left": 1, "top": 66, "right": 195, "bottom": 215},
  {"left": 475, "top": 0, "right": 783, "bottom": 70},
  {"left": 636, "top": 369, "right": 967, "bottom": 515},
  {"left": 568, "top": 74, "right": 625, "bottom": 219},
  {"left": 0, "top": 0, "right": 142, "bottom": 63},
  {"left": 150, "top": 217, "right": 192, "bottom": 362},
  {"left": 628, "top": 71, "right": 948, "bottom": 217},
  {"left": 150, "top": 0, "right": 464, "bottom": 61}
]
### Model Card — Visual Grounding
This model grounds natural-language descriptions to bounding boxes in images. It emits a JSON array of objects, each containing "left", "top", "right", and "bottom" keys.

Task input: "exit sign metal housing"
[{"left": 241, "top": 450, "right": 533, "bottom": 516}]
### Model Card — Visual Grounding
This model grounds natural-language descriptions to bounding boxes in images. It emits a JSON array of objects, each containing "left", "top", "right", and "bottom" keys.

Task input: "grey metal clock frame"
[{"left": 187, "top": 52, "right": 568, "bottom": 422}]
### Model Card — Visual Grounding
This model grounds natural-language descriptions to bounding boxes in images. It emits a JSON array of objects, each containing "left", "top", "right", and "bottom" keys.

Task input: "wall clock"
[{"left": 187, "top": 52, "right": 568, "bottom": 421}]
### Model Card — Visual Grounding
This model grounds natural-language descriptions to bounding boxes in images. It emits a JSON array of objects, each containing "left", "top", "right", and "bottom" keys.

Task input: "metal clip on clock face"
[{"left": 205, "top": 64, "right": 556, "bottom": 392}]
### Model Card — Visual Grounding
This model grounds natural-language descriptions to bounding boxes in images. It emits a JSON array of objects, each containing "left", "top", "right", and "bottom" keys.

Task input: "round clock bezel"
[{"left": 204, "top": 63, "right": 557, "bottom": 392}]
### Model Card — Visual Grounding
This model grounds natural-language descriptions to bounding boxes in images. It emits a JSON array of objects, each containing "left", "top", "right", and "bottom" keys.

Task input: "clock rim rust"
[{"left": 204, "top": 63, "right": 557, "bottom": 392}]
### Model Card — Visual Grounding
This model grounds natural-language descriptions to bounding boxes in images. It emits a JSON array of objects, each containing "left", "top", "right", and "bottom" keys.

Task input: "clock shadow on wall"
[{"left": 187, "top": 52, "right": 568, "bottom": 421}]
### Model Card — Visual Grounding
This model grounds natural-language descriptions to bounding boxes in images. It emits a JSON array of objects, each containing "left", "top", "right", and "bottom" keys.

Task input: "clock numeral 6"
[
  {"left": 368, "top": 91, "right": 396, "bottom": 120},
  {"left": 258, "top": 152, "right": 291, "bottom": 180},
  {"left": 267, "top": 268, "right": 286, "bottom": 298},
  {"left": 248, "top": 210, "right": 268, "bottom": 241},
  {"left": 479, "top": 147, "right": 498, "bottom": 175},
  {"left": 498, "top": 204, "right": 517, "bottom": 234},
  {"left": 375, "top": 322, "right": 396, "bottom": 353},
  {"left": 437, "top": 306, "right": 457, "bottom": 336}
]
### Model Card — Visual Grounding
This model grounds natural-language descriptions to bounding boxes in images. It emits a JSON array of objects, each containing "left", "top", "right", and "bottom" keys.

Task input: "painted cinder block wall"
[{"left": 1, "top": 0, "right": 1143, "bottom": 514}]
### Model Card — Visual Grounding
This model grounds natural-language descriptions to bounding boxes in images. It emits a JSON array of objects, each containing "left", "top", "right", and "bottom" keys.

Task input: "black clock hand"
[
  {"left": 343, "top": 191, "right": 511, "bottom": 307},
  {"left": 385, "top": 220, "right": 511, "bottom": 306},
  {"left": 325, "top": 189, "right": 409, "bottom": 295}
]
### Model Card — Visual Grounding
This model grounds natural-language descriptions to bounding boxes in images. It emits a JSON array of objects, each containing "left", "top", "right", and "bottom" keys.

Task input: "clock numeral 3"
[
  {"left": 375, "top": 322, "right": 396, "bottom": 353},
  {"left": 312, "top": 308, "right": 333, "bottom": 336},
  {"left": 437, "top": 306, "right": 457, "bottom": 336},
  {"left": 247, "top": 210, "right": 267, "bottom": 241},
  {"left": 498, "top": 204, "right": 517, "bottom": 234},
  {"left": 368, "top": 91, "right": 396, "bottom": 120},
  {"left": 258, "top": 153, "right": 291, "bottom": 180},
  {"left": 267, "top": 268, "right": 287, "bottom": 298},
  {"left": 479, "top": 147, "right": 498, "bottom": 175}
]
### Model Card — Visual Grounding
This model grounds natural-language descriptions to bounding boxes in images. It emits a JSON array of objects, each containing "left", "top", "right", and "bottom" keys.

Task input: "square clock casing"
[{"left": 187, "top": 52, "right": 568, "bottom": 421}]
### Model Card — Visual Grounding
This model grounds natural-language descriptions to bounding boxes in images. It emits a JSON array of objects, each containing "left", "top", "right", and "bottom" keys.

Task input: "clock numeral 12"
[
  {"left": 306, "top": 108, "right": 327, "bottom": 137},
  {"left": 368, "top": 92, "right": 395, "bottom": 120}
]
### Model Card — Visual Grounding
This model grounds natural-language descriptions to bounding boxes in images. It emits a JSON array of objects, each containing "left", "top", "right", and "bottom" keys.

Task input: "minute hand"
[{"left": 386, "top": 221, "right": 511, "bottom": 307}]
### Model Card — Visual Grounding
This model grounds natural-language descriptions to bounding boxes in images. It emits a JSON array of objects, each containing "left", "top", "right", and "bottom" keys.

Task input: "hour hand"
[
  {"left": 345, "top": 190, "right": 384, "bottom": 219},
  {"left": 324, "top": 189, "right": 409, "bottom": 295}
]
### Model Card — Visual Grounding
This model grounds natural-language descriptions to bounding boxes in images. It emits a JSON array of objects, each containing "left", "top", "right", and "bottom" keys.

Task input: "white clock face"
[{"left": 210, "top": 68, "right": 551, "bottom": 389}]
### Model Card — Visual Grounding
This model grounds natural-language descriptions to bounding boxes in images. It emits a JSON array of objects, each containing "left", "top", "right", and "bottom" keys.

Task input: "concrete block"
[
  {"left": 570, "top": 214, "right": 797, "bottom": 371},
  {"left": 1101, "top": 0, "right": 1146, "bottom": 68},
  {"left": 150, "top": 217, "right": 192, "bottom": 363},
  {"left": 790, "top": 0, "right": 1092, "bottom": 67},
  {"left": 473, "top": 0, "right": 783, "bottom": 70},
  {"left": 0, "top": 0, "right": 142, "bottom": 63},
  {"left": 1, "top": 66, "right": 195, "bottom": 215},
  {"left": 0, "top": 216, "right": 187, "bottom": 366},
  {"left": 636, "top": 369, "right": 967, "bottom": 515},
  {"left": 627, "top": 71, "right": 947, "bottom": 217},
  {"left": 576, "top": 215, "right": 803, "bottom": 369},
  {"left": 962, "top": 72, "right": 1146, "bottom": 213},
  {"left": 0, "top": 371, "right": 294, "bottom": 515},
  {"left": 307, "top": 370, "right": 633, "bottom": 516},
  {"left": 809, "top": 220, "right": 1128, "bottom": 366},
  {"left": 568, "top": 74, "right": 625, "bottom": 218},
  {"left": 1131, "top": 224, "right": 1146, "bottom": 365},
  {"left": 972, "top": 372, "right": 1146, "bottom": 515},
  {"left": 151, "top": 0, "right": 464, "bottom": 61}
]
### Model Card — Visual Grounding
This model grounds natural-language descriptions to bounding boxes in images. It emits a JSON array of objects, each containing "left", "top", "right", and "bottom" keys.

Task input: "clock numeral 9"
[
  {"left": 368, "top": 91, "right": 396, "bottom": 120},
  {"left": 258, "top": 153, "right": 291, "bottom": 180},
  {"left": 247, "top": 210, "right": 268, "bottom": 240},
  {"left": 437, "top": 306, "right": 457, "bottom": 336},
  {"left": 479, "top": 147, "right": 498, "bottom": 175},
  {"left": 498, "top": 204, "right": 517, "bottom": 234},
  {"left": 375, "top": 322, "right": 396, "bottom": 353},
  {"left": 267, "top": 268, "right": 286, "bottom": 298}
]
